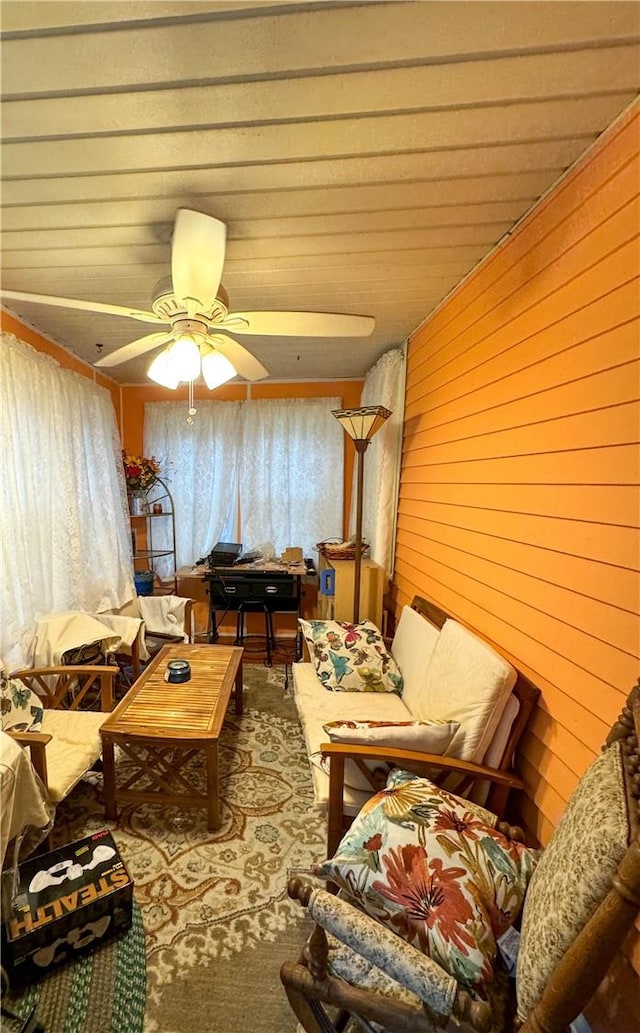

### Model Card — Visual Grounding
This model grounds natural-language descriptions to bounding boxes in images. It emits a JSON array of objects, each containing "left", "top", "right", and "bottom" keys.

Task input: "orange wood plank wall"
[{"left": 394, "top": 99, "right": 640, "bottom": 1027}]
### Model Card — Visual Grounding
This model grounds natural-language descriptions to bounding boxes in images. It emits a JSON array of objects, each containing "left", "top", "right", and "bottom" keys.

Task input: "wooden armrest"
[
  {"left": 6, "top": 730, "right": 52, "bottom": 747},
  {"left": 6, "top": 729, "right": 52, "bottom": 787},
  {"left": 284, "top": 878, "right": 491, "bottom": 1032},
  {"left": 321, "top": 741, "right": 524, "bottom": 790}
]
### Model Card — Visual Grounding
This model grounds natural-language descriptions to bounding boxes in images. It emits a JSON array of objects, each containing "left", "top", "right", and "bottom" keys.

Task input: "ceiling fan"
[{"left": 1, "top": 209, "right": 375, "bottom": 388}]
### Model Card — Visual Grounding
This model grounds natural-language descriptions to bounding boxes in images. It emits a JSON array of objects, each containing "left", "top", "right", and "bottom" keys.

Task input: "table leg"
[
  {"left": 206, "top": 742, "right": 219, "bottom": 830},
  {"left": 234, "top": 656, "right": 243, "bottom": 716},
  {"left": 101, "top": 735, "right": 117, "bottom": 821}
]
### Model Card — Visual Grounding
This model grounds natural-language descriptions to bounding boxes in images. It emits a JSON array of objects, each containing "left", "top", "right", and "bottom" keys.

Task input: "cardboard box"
[{"left": 2, "top": 829, "right": 133, "bottom": 984}]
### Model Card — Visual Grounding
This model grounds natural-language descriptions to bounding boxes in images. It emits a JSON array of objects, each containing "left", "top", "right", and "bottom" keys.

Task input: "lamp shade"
[
  {"left": 171, "top": 334, "right": 201, "bottom": 382},
  {"left": 147, "top": 346, "right": 181, "bottom": 389},
  {"left": 331, "top": 405, "right": 392, "bottom": 442},
  {"left": 201, "top": 348, "right": 236, "bottom": 390}
]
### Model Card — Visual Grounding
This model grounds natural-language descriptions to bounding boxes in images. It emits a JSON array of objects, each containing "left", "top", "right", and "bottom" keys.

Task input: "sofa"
[{"left": 292, "top": 595, "right": 539, "bottom": 852}]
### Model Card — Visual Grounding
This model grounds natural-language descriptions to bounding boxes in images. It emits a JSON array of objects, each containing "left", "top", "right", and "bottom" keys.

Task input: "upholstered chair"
[{"left": 281, "top": 680, "right": 640, "bottom": 1033}]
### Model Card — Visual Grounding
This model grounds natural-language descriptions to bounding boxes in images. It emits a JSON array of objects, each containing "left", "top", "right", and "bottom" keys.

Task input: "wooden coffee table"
[{"left": 100, "top": 642, "right": 243, "bottom": 830}]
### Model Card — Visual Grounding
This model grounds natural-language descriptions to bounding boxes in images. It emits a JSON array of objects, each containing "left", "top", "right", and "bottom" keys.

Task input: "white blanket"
[
  {"left": 0, "top": 730, "right": 52, "bottom": 865},
  {"left": 31, "top": 611, "right": 122, "bottom": 668},
  {"left": 137, "top": 595, "right": 190, "bottom": 639}
]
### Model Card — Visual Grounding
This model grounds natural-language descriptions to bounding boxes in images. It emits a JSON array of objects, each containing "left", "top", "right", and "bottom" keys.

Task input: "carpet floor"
[{"left": 49, "top": 663, "right": 325, "bottom": 1033}]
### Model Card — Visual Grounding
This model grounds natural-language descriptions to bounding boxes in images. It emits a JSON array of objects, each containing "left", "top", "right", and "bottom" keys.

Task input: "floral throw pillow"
[
  {"left": 299, "top": 619, "right": 403, "bottom": 693},
  {"left": 317, "top": 770, "right": 538, "bottom": 1000},
  {"left": 0, "top": 665, "right": 44, "bottom": 733}
]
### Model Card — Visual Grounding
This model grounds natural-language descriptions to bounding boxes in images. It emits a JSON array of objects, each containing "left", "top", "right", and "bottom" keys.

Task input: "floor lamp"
[{"left": 332, "top": 405, "right": 392, "bottom": 623}]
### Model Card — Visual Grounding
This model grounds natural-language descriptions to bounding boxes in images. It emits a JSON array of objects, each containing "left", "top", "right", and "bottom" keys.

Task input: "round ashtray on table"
[{"left": 165, "top": 659, "right": 191, "bottom": 683}]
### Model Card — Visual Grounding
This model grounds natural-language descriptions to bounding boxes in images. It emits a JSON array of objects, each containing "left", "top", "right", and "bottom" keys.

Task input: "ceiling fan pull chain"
[{"left": 187, "top": 380, "right": 197, "bottom": 425}]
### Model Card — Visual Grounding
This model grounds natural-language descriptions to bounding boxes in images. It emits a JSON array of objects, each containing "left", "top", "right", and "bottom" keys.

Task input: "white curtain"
[
  {"left": 355, "top": 348, "right": 406, "bottom": 576},
  {"left": 144, "top": 400, "right": 242, "bottom": 573},
  {"left": 1, "top": 332, "right": 134, "bottom": 670},
  {"left": 239, "top": 397, "right": 344, "bottom": 558},
  {"left": 145, "top": 396, "right": 344, "bottom": 564}
]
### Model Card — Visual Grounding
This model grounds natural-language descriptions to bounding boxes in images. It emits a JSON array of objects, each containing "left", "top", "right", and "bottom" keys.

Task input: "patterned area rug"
[{"left": 49, "top": 664, "right": 325, "bottom": 1033}]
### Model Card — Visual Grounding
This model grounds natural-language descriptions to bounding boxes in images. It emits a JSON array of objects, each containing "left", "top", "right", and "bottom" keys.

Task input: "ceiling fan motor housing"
[
  {"left": 172, "top": 317, "right": 209, "bottom": 340},
  {"left": 151, "top": 274, "right": 230, "bottom": 325}
]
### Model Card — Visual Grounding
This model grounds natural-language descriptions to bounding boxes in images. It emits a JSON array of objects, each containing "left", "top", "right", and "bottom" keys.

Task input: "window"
[
  {"left": 1, "top": 332, "right": 133, "bottom": 669},
  {"left": 144, "top": 396, "right": 344, "bottom": 567}
]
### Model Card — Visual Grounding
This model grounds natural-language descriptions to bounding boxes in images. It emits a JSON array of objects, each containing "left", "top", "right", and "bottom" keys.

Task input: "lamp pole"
[
  {"left": 331, "top": 404, "right": 392, "bottom": 624},
  {"left": 353, "top": 439, "right": 368, "bottom": 623}
]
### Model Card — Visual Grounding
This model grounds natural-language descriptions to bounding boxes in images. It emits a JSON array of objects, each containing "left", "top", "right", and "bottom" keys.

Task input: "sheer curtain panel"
[
  {"left": 356, "top": 348, "right": 406, "bottom": 576},
  {"left": 144, "top": 400, "right": 241, "bottom": 573},
  {"left": 239, "top": 397, "right": 344, "bottom": 558},
  {"left": 1, "top": 332, "right": 134, "bottom": 670}
]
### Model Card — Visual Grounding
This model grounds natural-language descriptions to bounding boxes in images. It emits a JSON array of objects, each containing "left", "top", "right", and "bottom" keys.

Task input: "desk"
[
  {"left": 208, "top": 561, "right": 305, "bottom": 660},
  {"left": 177, "top": 562, "right": 307, "bottom": 657}
]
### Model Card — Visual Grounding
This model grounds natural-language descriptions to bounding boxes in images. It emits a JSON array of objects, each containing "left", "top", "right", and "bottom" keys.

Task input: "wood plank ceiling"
[{"left": 1, "top": 1, "right": 639, "bottom": 385}]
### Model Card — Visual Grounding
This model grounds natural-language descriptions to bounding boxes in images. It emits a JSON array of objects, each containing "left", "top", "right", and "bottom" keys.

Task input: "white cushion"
[
  {"left": 468, "top": 694, "right": 521, "bottom": 806},
  {"left": 292, "top": 662, "right": 409, "bottom": 813},
  {"left": 41, "top": 710, "right": 107, "bottom": 803},
  {"left": 137, "top": 595, "right": 190, "bottom": 638},
  {"left": 482, "top": 693, "right": 520, "bottom": 768},
  {"left": 293, "top": 663, "right": 409, "bottom": 753},
  {"left": 391, "top": 606, "right": 440, "bottom": 716},
  {"left": 415, "top": 619, "right": 517, "bottom": 763}
]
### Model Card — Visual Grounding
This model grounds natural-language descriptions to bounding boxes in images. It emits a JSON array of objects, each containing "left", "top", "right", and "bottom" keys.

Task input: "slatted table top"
[{"left": 101, "top": 643, "right": 243, "bottom": 742}]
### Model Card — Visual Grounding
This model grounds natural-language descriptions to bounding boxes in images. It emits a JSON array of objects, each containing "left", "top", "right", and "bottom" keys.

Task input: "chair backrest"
[
  {"left": 514, "top": 680, "right": 640, "bottom": 1029},
  {"left": 11, "top": 665, "right": 117, "bottom": 713},
  {"left": 99, "top": 596, "right": 193, "bottom": 677}
]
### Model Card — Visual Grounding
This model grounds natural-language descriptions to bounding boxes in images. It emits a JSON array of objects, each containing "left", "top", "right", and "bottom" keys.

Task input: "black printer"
[{"left": 206, "top": 541, "right": 242, "bottom": 567}]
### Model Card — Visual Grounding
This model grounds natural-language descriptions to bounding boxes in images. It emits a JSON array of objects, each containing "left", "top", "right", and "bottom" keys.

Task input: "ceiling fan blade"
[
  {"left": 1, "top": 288, "right": 164, "bottom": 324},
  {"left": 171, "top": 209, "right": 226, "bottom": 318},
  {"left": 220, "top": 310, "right": 375, "bottom": 337},
  {"left": 207, "top": 333, "right": 269, "bottom": 382},
  {"left": 94, "top": 331, "right": 174, "bottom": 367}
]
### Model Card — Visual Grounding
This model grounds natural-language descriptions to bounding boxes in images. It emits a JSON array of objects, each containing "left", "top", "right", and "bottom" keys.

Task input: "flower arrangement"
[{"left": 122, "top": 451, "right": 161, "bottom": 491}]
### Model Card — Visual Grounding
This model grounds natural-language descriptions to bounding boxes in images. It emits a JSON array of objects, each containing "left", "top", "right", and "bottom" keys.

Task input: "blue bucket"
[{"left": 134, "top": 571, "right": 154, "bottom": 596}]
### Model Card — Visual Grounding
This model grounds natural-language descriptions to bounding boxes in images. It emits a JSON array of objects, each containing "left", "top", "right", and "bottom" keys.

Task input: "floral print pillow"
[
  {"left": 0, "top": 664, "right": 44, "bottom": 732},
  {"left": 317, "top": 770, "right": 538, "bottom": 1000},
  {"left": 299, "top": 619, "right": 403, "bottom": 693}
]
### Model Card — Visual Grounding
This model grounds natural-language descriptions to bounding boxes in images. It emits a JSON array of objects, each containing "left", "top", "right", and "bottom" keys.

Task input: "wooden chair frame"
[
  {"left": 281, "top": 681, "right": 640, "bottom": 1033},
  {"left": 323, "top": 595, "right": 540, "bottom": 855},
  {"left": 6, "top": 665, "right": 117, "bottom": 790}
]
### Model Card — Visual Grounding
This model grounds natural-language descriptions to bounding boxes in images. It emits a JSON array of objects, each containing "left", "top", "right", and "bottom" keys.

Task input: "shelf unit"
[
  {"left": 316, "top": 554, "right": 384, "bottom": 626},
  {"left": 128, "top": 476, "right": 177, "bottom": 592}
]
